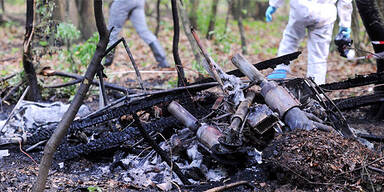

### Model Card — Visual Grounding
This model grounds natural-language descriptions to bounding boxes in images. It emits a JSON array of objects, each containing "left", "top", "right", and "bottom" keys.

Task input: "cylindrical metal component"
[
  {"left": 231, "top": 53, "right": 266, "bottom": 84},
  {"left": 229, "top": 91, "right": 256, "bottom": 132},
  {"left": 261, "top": 81, "right": 300, "bottom": 118},
  {"left": 168, "top": 101, "right": 198, "bottom": 131},
  {"left": 196, "top": 124, "right": 223, "bottom": 149}
]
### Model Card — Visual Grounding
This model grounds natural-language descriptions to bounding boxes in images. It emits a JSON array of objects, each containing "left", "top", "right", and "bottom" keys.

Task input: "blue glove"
[
  {"left": 338, "top": 27, "right": 351, "bottom": 39},
  {"left": 267, "top": 69, "right": 287, "bottom": 79},
  {"left": 265, "top": 6, "right": 277, "bottom": 22}
]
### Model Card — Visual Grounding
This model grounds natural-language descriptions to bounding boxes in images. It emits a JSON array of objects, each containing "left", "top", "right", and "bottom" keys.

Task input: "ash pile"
[{"left": 1, "top": 50, "right": 384, "bottom": 191}]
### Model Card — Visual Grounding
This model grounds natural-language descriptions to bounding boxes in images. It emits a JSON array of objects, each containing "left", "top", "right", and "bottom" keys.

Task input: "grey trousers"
[{"left": 107, "top": 0, "right": 157, "bottom": 46}]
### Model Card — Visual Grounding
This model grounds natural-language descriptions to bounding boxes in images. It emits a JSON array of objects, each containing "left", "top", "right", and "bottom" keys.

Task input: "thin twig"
[
  {"left": 43, "top": 79, "right": 82, "bottom": 88},
  {"left": 204, "top": 180, "right": 251, "bottom": 192},
  {"left": 26, "top": 140, "right": 47, "bottom": 152},
  {"left": 121, "top": 39, "right": 147, "bottom": 92},
  {"left": 0, "top": 73, "right": 17, "bottom": 82}
]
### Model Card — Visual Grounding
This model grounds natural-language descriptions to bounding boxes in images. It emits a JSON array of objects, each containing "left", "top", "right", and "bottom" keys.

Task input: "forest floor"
[{"left": 1, "top": 1, "right": 384, "bottom": 192}]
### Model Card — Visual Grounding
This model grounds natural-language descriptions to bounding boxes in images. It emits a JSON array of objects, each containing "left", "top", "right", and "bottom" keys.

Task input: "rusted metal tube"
[
  {"left": 197, "top": 124, "right": 223, "bottom": 149},
  {"left": 260, "top": 81, "right": 300, "bottom": 117},
  {"left": 228, "top": 90, "right": 256, "bottom": 132},
  {"left": 168, "top": 101, "right": 224, "bottom": 150},
  {"left": 168, "top": 101, "right": 198, "bottom": 131},
  {"left": 231, "top": 53, "right": 314, "bottom": 131}
]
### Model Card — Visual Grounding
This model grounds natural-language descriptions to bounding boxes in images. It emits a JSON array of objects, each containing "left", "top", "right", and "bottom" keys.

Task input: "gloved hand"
[
  {"left": 338, "top": 27, "right": 351, "bottom": 39},
  {"left": 265, "top": 6, "right": 277, "bottom": 22}
]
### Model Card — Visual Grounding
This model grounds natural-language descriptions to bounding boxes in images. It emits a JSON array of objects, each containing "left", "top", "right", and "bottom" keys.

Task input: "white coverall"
[{"left": 270, "top": 0, "right": 352, "bottom": 84}]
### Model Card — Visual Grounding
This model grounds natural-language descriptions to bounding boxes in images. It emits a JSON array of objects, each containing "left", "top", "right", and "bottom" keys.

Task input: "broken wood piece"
[{"left": 204, "top": 180, "right": 251, "bottom": 192}]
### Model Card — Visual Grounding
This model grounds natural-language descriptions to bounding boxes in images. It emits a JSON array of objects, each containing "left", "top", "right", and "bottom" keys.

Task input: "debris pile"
[
  {"left": 264, "top": 130, "right": 384, "bottom": 191},
  {"left": 1, "top": 38, "right": 384, "bottom": 190}
]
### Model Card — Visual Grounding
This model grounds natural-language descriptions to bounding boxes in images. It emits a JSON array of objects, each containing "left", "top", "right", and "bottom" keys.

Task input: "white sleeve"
[
  {"left": 269, "top": 0, "right": 285, "bottom": 8},
  {"left": 337, "top": 0, "right": 353, "bottom": 28}
]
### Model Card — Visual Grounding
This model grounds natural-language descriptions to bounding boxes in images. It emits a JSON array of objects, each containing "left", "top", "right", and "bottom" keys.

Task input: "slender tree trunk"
[
  {"left": 155, "top": 0, "right": 161, "bottom": 36},
  {"left": 32, "top": 1, "right": 109, "bottom": 191},
  {"left": 356, "top": 0, "right": 384, "bottom": 119},
  {"left": 1, "top": 0, "right": 5, "bottom": 13},
  {"left": 171, "top": 0, "right": 187, "bottom": 87},
  {"left": 177, "top": 0, "right": 202, "bottom": 66},
  {"left": 75, "top": 0, "right": 97, "bottom": 40},
  {"left": 224, "top": 0, "right": 231, "bottom": 35},
  {"left": 189, "top": 0, "right": 199, "bottom": 29},
  {"left": 23, "top": 0, "right": 42, "bottom": 102},
  {"left": 232, "top": 0, "right": 247, "bottom": 54},
  {"left": 351, "top": 1, "right": 363, "bottom": 57},
  {"left": 206, "top": 0, "right": 219, "bottom": 40}
]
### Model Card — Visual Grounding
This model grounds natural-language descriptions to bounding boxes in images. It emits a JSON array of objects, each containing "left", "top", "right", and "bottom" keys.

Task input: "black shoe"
[{"left": 149, "top": 40, "right": 170, "bottom": 68}]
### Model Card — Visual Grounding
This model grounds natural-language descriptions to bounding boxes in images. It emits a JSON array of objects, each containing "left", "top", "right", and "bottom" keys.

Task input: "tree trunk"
[
  {"left": 206, "top": 0, "right": 219, "bottom": 40},
  {"left": 231, "top": 0, "right": 247, "bottom": 54},
  {"left": 189, "top": 0, "right": 199, "bottom": 29},
  {"left": 155, "top": 0, "right": 161, "bottom": 36},
  {"left": 376, "top": 0, "right": 384, "bottom": 16},
  {"left": 351, "top": 1, "right": 363, "bottom": 58},
  {"left": 177, "top": 0, "right": 203, "bottom": 66},
  {"left": 355, "top": 0, "right": 384, "bottom": 119},
  {"left": 75, "top": 0, "right": 97, "bottom": 40},
  {"left": 1, "top": 0, "right": 5, "bottom": 13},
  {"left": 53, "top": 0, "right": 95, "bottom": 40},
  {"left": 171, "top": 0, "right": 187, "bottom": 87},
  {"left": 32, "top": 1, "right": 109, "bottom": 191},
  {"left": 23, "top": 0, "right": 42, "bottom": 102}
]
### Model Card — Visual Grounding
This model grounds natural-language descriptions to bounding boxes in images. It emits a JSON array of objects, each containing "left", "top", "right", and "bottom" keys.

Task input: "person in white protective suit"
[
  {"left": 265, "top": 0, "right": 353, "bottom": 85},
  {"left": 104, "top": 0, "right": 170, "bottom": 68}
]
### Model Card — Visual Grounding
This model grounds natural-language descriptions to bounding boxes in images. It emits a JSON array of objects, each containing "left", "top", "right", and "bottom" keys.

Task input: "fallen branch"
[
  {"left": 43, "top": 79, "right": 82, "bottom": 89},
  {"left": 204, "top": 180, "right": 251, "bottom": 192},
  {"left": 0, "top": 73, "right": 16, "bottom": 82},
  {"left": 40, "top": 68, "right": 135, "bottom": 94}
]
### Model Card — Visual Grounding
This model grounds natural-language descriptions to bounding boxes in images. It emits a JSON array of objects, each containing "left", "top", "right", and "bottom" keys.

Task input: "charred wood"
[
  {"left": 333, "top": 93, "right": 384, "bottom": 111},
  {"left": 56, "top": 116, "right": 179, "bottom": 161},
  {"left": 171, "top": 0, "right": 187, "bottom": 87},
  {"left": 357, "top": 133, "right": 384, "bottom": 142},
  {"left": 320, "top": 72, "right": 384, "bottom": 91}
]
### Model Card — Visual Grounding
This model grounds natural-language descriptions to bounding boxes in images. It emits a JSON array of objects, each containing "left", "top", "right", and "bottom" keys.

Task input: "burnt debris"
[{"left": 1, "top": 45, "right": 384, "bottom": 190}]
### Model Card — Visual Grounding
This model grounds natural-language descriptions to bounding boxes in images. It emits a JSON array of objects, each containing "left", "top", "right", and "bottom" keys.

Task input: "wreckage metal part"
[
  {"left": 320, "top": 72, "right": 384, "bottom": 91},
  {"left": 193, "top": 52, "right": 301, "bottom": 85},
  {"left": 332, "top": 93, "right": 384, "bottom": 111}
]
